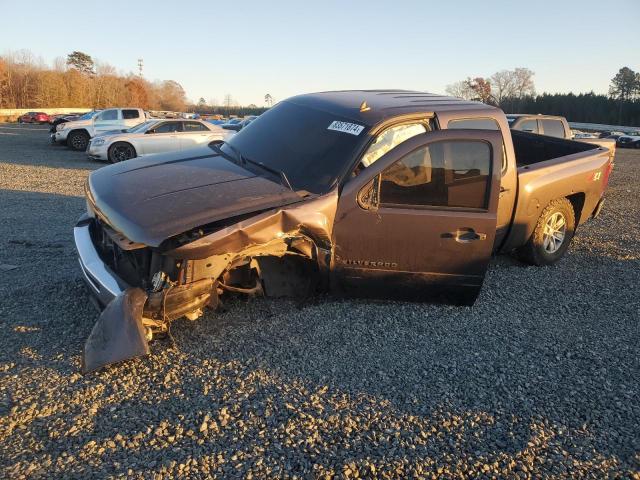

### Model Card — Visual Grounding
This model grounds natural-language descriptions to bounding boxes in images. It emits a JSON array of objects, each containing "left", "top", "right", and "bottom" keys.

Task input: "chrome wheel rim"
[{"left": 543, "top": 212, "right": 566, "bottom": 253}]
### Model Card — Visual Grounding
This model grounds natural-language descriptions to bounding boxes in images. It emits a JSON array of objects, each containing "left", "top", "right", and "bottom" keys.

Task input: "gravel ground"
[{"left": 0, "top": 123, "right": 638, "bottom": 479}]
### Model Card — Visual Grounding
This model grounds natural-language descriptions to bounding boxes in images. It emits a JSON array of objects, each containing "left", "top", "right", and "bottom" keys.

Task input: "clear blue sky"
[{"left": 3, "top": 0, "right": 638, "bottom": 105}]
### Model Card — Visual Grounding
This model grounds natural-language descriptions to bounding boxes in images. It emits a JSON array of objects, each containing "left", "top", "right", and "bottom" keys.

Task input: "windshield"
[
  {"left": 78, "top": 110, "right": 101, "bottom": 120},
  {"left": 220, "top": 101, "right": 369, "bottom": 194},
  {"left": 128, "top": 120, "right": 157, "bottom": 133}
]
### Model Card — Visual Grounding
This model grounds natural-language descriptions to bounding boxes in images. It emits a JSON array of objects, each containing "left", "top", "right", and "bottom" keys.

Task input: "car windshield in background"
[
  {"left": 79, "top": 111, "right": 100, "bottom": 120},
  {"left": 220, "top": 101, "right": 369, "bottom": 193},
  {"left": 128, "top": 121, "right": 156, "bottom": 133}
]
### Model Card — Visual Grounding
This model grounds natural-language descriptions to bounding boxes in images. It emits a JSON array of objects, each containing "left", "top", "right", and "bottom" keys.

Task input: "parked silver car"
[{"left": 87, "top": 119, "right": 230, "bottom": 162}]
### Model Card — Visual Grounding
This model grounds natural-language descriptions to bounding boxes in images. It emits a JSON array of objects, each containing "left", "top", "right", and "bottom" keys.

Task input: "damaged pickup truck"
[{"left": 75, "top": 90, "right": 614, "bottom": 372}]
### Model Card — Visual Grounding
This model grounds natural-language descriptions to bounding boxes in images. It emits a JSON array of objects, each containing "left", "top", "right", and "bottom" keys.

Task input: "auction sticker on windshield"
[{"left": 328, "top": 121, "right": 365, "bottom": 136}]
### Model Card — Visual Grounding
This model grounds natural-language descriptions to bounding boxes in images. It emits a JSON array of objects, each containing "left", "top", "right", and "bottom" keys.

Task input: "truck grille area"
[{"left": 89, "top": 219, "right": 154, "bottom": 288}]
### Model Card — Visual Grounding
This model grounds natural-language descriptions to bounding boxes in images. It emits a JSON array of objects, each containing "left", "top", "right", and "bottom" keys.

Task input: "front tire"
[
  {"left": 517, "top": 197, "right": 576, "bottom": 266},
  {"left": 108, "top": 142, "right": 137, "bottom": 163},
  {"left": 67, "top": 131, "right": 90, "bottom": 151}
]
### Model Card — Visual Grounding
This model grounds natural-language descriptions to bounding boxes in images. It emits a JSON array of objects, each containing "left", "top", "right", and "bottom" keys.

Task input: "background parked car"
[
  {"left": 49, "top": 111, "right": 95, "bottom": 133},
  {"left": 18, "top": 112, "right": 50, "bottom": 124},
  {"left": 617, "top": 134, "right": 640, "bottom": 148},
  {"left": 87, "top": 119, "right": 230, "bottom": 162},
  {"left": 222, "top": 116, "right": 257, "bottom": 132},
  {"left": 54, "top": 107, "right": 145, "bottom": 151}
]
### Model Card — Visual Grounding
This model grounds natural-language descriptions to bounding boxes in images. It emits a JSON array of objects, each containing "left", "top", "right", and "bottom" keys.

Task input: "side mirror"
[
  {"left": 146, "top": 129, "right": 155, "bottom": 134},
  {"left": 357, "top": 175, "right": 380, "bottom": 211}
]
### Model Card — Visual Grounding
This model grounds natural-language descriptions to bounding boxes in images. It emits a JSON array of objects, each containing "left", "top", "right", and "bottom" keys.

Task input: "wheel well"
[
  {"left": 69, "top": 128, "right": 90, "bottom": 137},
  {"left": 566, "top": 192, "right": 585, "bottom": 223}
]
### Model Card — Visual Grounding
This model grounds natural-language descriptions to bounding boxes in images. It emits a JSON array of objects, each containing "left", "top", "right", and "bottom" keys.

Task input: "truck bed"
[
  {"left": 502, "top": 130, "right": 611, "bottom": 252},
  {"left": 512, "top": 130, "right": 600, "bottom": 167}
]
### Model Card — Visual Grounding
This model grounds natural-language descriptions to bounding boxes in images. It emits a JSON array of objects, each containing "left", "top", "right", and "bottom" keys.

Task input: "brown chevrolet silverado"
[{"left": 75, "top": 90, "right": 614, "bottom": 372}]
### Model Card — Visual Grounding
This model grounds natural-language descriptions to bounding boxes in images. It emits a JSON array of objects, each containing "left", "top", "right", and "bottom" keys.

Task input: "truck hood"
[
  {"left": 87, "top": 146, "right": 303, "bottom": 247},
  {"left": 63, "top": 119, "right": 92, "bottom": 129}
]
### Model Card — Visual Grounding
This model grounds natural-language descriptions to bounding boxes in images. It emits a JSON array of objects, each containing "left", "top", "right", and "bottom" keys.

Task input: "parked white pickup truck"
[{"left": 53, "top": 108, "right": 146, "bottom": 151}]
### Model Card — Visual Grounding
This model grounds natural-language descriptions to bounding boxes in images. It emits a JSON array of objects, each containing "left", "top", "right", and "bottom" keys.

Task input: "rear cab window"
[
  {"left": 122, "top": 109, "right": 140, "bottom": 120},
  {"left": 541, "top": 119, "right": 565, "bottom": 138}
]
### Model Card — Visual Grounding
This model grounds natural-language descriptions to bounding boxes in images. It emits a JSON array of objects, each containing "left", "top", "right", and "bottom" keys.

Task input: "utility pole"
[{"left": 137, "top": 58, "right": 144, "bottom": 77}]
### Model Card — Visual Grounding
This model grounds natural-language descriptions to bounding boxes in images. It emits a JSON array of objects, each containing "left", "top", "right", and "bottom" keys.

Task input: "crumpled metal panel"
[
  {"left": 82, "top": 288, "right": 150, "bottom": 374},
  {"left": 169, "top": 191, "right": 339, "bottom": 260}
]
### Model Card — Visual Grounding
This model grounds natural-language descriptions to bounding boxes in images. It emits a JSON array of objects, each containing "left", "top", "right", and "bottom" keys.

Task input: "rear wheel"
[
  {"left": 68, "top": 130, "right": 90, "bottom": 151},
  {"left": 517, "top": 197, "right": 576, "bottom": 266},
  {"left": 108, "top": 142, "right": 137, "bottom": 163}
]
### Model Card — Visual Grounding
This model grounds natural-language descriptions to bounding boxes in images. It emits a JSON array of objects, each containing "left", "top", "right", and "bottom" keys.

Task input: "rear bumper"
[{"left": 74, "top": 217, "right": 127, "bottom": 307}]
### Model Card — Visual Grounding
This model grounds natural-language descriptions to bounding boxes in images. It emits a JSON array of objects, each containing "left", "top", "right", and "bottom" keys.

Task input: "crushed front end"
[{"left": 74, "top": 192, "right": 337, "bottom": 373}]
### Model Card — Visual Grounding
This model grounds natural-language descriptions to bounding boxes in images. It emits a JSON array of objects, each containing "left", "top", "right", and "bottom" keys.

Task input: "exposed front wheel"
[
  {"left": 108, "top": 142, "right": 137, "bottom": 163},
  {"left": 68, "top": 131, "right": 90, "bottom": 151},
  {"left": 517, "top": 197, "right": 576, "bottom": 266}
]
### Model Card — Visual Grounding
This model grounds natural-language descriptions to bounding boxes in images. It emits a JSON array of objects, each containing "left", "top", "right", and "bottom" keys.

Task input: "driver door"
[
  {"left": 137, "top": 121, "right": 183, "bottom": 155},
  {"left": 93, "top": 109, "right": 121, "bottom": 133},
  {"left": 331, "top": 129, "right": 502, "bottom": 305}
]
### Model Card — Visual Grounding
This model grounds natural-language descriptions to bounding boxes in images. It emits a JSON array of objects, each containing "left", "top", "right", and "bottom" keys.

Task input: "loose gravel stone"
[{"left": 0, "top": 124, "right": 638, "bottom": 478}]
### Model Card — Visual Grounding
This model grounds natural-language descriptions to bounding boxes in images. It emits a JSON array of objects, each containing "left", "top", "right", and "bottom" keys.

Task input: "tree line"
[
  {"left": 0, "top": 50, "right": 188, "bottom": 111},
  {"left": 446, "top": 67, "right": 640, "bottom": 126}
]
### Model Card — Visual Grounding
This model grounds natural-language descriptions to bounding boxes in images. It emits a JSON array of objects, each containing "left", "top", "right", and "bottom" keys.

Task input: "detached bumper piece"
[{"left": 82, "top": 288, "right": 150, "bottom": 374}]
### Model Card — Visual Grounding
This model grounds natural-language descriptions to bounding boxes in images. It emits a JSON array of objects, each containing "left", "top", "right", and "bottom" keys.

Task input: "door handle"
[
  {"left": 441, "top": 228, "right": 487, "bottom": 243},
  {"left": 500, "top": 187, "right": 510, "bottom": 193}
]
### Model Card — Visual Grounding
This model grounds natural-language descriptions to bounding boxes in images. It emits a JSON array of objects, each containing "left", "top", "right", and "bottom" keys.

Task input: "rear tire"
[
  {"left": 67, "top": 131, "right": 90, "bottom": 151},
  {"left": 517, "top": 197, "right": 576, "bottom": 266},
  {"left": 108, "top": 142, "right": 137, "bottom": 163}
]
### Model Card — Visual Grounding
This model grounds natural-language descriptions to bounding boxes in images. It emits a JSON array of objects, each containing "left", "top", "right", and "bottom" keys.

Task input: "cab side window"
[
  {"left": 448, "top": 117, "right": 506, "bottom": 172},
  {"left": 517, "top": 119, "right": 538, "bottom": 133},
  {"left": 541, "top": 119, "right": 565, "bottom": 138},
  {"left": 97, "top": 109, "right": 118, "bottom": 121},
  {"left": 379, "top": 140, "right": 492, "bottom": 210},
  {"left": 360, "top": 122, "right": 429, "bottom": 169}
]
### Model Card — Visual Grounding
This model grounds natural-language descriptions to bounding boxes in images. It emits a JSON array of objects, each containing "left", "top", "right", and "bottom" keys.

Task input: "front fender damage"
[{"left": 81, "top": 192, "right": 338, "bottom": 373}]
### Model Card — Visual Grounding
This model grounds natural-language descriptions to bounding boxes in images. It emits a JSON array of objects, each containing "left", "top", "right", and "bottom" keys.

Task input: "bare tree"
[
  {"left": 512, "top": 68, "right": 536, "bottom": 98},
  {"left": 445, "top": 81, "right": 474, "bottom": 100},
  {"left": 490, "top": 68, "right": 535, "bottom": 103}
]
